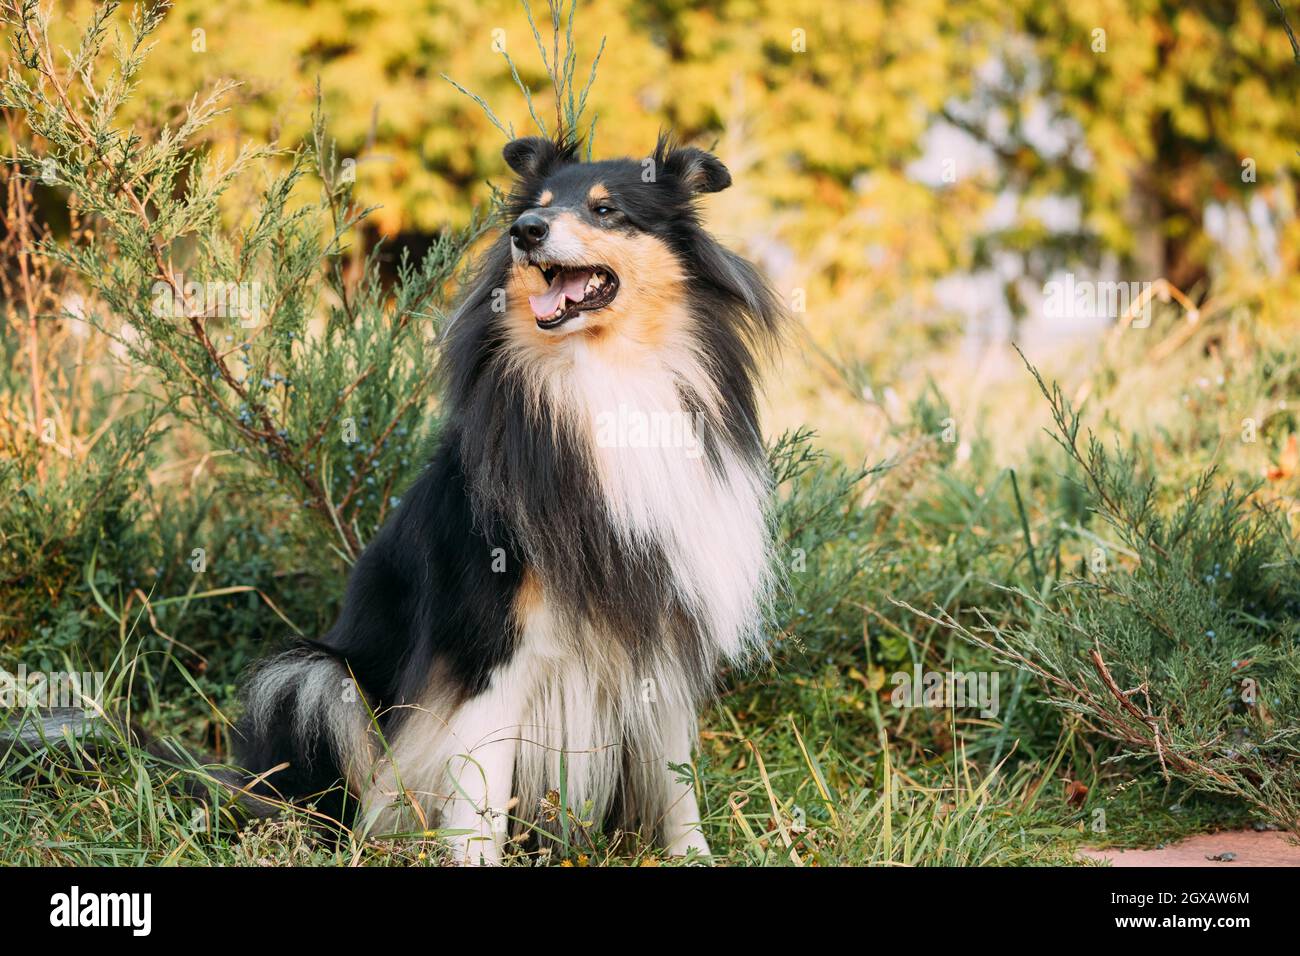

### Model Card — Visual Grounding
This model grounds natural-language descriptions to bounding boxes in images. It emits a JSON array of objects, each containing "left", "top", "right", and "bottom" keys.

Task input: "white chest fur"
[
  {"left": 362, "top": 335, "right": 768, "bottom": 859},
  {"left": 556, "top": 337, "right": 773, "bottom": 661}
]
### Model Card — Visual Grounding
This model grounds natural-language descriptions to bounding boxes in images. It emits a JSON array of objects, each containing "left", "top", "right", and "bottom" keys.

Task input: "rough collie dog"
[{"left": 235, "top": 134, "right": 783, "bottom": 863}]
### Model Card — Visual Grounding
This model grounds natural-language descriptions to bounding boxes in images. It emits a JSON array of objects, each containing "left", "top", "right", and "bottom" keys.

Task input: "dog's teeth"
[{"left": 585, "top": 277, "right": 598, "bottom": 293}]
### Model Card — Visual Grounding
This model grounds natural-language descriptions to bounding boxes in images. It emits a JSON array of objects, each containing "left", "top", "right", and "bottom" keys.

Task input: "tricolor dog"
[{"left": 236, "top": 134, "right": 784, "bottom": 863}]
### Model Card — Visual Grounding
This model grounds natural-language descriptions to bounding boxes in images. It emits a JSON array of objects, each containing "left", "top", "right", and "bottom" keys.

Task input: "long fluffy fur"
[{"left": 235, "top": 133, "right": 784, "bottom": 855}]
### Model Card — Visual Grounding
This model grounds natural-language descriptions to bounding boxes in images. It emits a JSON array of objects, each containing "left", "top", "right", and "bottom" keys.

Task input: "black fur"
[{"left": 234, "top": 134, "right": 782, "bottom": 831}]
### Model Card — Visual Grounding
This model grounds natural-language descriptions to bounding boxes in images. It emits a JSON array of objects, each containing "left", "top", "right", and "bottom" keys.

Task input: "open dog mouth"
[{"left": 528, "top": 263, "right": 620, "bottom": 329}]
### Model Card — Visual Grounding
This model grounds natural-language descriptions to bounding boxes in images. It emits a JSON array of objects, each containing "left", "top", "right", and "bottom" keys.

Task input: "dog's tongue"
[{"left": 529, "top": 269, "right": 592, "bottom": 319}]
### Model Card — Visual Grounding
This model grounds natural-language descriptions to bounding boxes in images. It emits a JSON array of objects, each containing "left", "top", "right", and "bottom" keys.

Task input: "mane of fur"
[
  {"left": 440, "top": 141, "right": 783, "bottom": 671},
  {"left": 236, "top": 136, "right": 785, "bottom": 841}
]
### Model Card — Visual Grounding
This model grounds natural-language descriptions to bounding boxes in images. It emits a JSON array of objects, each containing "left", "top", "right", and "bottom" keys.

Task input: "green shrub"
[
  {"left": 1, "top": 1, "right": 479, "bottom": 668},
  {"left": 909, "top": 360, "right": 1300, "bottom": 833}
]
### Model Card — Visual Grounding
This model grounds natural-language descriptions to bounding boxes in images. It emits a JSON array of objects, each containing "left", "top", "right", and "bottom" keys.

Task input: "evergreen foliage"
[{"left": 0, "top": 0, "right": 1297, "bottom": 864}]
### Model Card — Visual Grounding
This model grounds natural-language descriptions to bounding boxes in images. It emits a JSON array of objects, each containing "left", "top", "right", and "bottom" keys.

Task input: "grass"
[
  {"left": 0, "top": 674, "right": 1081, "bottom": 867},
  {"left": 3, "top": 0, "right": 1298, "bottom": 869},
  {"left": 0, "top": 638, "right": 1249, "bottom": 867}
]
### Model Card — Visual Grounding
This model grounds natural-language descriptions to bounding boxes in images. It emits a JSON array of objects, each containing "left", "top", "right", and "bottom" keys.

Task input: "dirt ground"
[{"left": 1080, "top": 830, "right": 1300, "bottom": 867}]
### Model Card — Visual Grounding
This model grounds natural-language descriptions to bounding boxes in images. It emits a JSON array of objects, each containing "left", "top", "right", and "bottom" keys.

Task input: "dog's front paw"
[
  {"left": 442, "top": 806, "right": 510, "bottom": 866},
  {"left": 445, "top": 833, "right": 503, "bottom": 866}
]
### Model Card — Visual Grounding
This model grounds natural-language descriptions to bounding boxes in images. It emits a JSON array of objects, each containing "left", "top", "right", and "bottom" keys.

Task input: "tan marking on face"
[
  {"left": 587, "top": 184, "right": 610, "bottom": 204},
  {"left": 538, "top": 190, "right": 553, "bottom": 206},
  {"left": 504, "top": 214, "right": 687, "bottom": 344},
  {"left": 500, "top": 213, "right": 723, "bottom": 423}
]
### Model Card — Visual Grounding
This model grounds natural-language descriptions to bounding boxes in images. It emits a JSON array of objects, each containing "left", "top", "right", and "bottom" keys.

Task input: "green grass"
[
  {"left": 1, "top": 643, "right": 1233, "bottom": 867},
  {"left": 0, "top": 700, "right": 1081, "bottom": 867}
]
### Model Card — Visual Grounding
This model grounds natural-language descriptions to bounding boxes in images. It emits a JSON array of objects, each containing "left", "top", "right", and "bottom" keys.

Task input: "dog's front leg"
[
  {"left": 439, "top": 689, "right": 519, "bottom": 866},
  {"left": 660, "top": 714, "right": 711, "bottom": 858}
]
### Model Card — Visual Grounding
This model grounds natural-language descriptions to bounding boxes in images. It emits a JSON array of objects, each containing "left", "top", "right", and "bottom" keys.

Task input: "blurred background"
[
  {"left": 3, "top": 0, "right": 1300, "bottom": 864},
  {"left": 108, "top": 0, "right": 1300, "bottom": 454}
]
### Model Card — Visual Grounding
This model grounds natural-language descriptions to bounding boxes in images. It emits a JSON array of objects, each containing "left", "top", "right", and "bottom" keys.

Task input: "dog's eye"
[{"left": 593, "top": 204, "right": 615, "bottom": 216}]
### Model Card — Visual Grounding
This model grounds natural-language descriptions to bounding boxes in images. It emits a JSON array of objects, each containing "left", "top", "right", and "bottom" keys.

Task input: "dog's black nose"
[{"left": 510, "top": 213, "right": 549, "bottom": 251}]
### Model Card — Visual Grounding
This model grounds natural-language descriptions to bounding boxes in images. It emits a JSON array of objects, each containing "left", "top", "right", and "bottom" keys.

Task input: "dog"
[{"left": 235, "top": 133, "right": 784, "bottom": 863}]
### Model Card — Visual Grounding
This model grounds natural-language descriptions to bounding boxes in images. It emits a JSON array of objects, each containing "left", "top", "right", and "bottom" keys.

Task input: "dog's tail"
[
  {"left": 0, "top": 711, "right": 283, "bottom": 823},
  {"left": 233, "top": 641, "right": 375, "bottom": 824},
  {"left": 0, "top": 643, "right": 374, "bottom": 828}
]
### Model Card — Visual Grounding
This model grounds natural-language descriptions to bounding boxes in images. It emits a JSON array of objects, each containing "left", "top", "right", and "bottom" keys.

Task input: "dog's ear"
[
  {"left": 661, "top": 144, "right": 732, "bottom": 194},
  {"left": 503, "top": 137, "right": 565, "bottom": 179}
]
